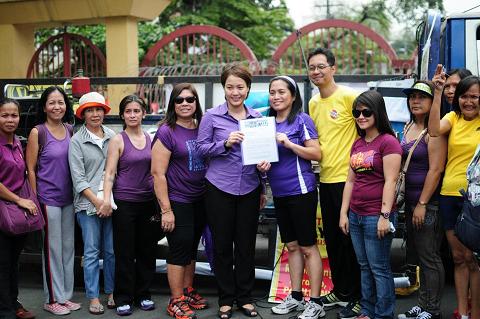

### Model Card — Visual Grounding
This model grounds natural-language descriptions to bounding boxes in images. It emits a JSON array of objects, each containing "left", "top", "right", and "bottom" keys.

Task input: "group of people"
[{"left": 0, "top": 47, "right": 479, "bottom": 319}]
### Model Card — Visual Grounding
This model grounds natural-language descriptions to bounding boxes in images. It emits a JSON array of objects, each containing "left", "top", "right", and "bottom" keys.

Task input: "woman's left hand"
[
  {"left": 377, "top": 217, "right": 390, "bottom": 239},
  {"left": 256, "top": 160, "right": 271, "bottom": 173},
  {"left": 412, "top": 204, "right": 426, "bottom": 230},
  {"left": 162, "top": 211, "right": 175, "bottom": 232}
]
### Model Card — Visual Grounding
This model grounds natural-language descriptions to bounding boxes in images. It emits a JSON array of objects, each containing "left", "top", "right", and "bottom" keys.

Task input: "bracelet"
[
  {"left": 418, "top": 201, "right": 427, "bottom": 207},
  {"left": 161, "top": 209, "right": 172, "bottom": 215}
]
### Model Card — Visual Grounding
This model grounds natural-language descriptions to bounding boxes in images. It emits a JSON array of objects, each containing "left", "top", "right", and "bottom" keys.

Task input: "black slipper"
[
  {"left": 241, "top": 305, "right": 258, "bottom": 317},
  {"left": 218, "top": 307, "right": 233, "bottom": 319}
]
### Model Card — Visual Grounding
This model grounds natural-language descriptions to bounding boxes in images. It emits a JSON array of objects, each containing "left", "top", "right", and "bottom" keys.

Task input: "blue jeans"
[
  {"left": 349, "top": 211, "right": 395, "bottom": 319},
  {"left": 76, "top": 211, "right": 115, "bottom": 299}
]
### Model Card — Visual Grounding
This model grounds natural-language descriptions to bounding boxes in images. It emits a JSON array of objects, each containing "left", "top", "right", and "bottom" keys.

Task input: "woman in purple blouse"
[
  {"left": 196, "top": 63, "right": 270, "bottom": 319},
  {"left": 151, "top": 83, "right": 208, "bottom": 318},
  {"left": 0, "top": 99, "right": 37, "bottom": 319}
]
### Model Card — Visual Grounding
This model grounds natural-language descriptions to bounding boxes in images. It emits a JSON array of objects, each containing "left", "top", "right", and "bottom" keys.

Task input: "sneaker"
[
  {"left": 337, "top": 301, "right": 361, "bottom": 319},
  {"left": 183, "top": 287, "right": 208, "bottom": 310},
  {"left": 62, "top": 300, "right": 81, "bottom": 311},
  {"left": 116, "top": 304, "right": 133, "bottom": 316},
  {"left": 398, "top": 306, "right": 423, "bottom": 319},
  {"left": 319, "top": 292, "right": 348, "bottom": 309},
  {"left": 417, "top": 311, "right": 441, "bottom": 319},
  {"left": 43, "top": 303, "right": 70, "bottom": 316},
  {"left": 167, "top": 296, "right": 196, "bottom": 319},
  {"left": 298, "top": 301, "right": 326, "bottom": 319},
  {"left": 271, "top": 294, "right": 305, "bottom": 314},
  {"left": 139, "top": 299, "right": 155, "bottom": 311}
]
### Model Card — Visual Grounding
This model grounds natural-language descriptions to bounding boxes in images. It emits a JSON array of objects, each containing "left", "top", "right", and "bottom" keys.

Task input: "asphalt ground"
[{"left": 17, "top": 238, "right": 458, "bottom": 319}]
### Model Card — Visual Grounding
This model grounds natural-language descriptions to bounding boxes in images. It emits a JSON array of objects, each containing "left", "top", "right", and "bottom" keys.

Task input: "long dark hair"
[
  {"left": 452, "top": 75, "right": 480, "bottom": 117},
  {"left": 267, "top": 76, "right": 303, "bottom": 124},
  {"left": 36, "top": 86, "right": 73, "bottom": 124},
  {"left": 161, "top": 83, "right": 203, "bottom": 128},
  {"left": 406, "top": 80, "right": 435, "bottom": 128},
  {"left": 119, "top": 95, "right": 147, "bottom": 129},
  {"left": 353, "top": 90, "right": 396, "bottom": 138}
]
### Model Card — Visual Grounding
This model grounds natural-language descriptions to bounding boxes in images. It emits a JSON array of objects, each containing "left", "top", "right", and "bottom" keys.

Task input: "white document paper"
[{"left": 239, "top": 117, "right": 279, "bottom": 165}]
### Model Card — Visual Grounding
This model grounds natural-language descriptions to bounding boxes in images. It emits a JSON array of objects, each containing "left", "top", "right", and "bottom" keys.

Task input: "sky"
[{"left": 285, "top": 0, "right": 479, "bottom": 29}]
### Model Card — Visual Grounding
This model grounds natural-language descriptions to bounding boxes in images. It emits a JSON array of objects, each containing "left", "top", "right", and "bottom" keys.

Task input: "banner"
[{"left": 268, "top": 204, "right": 333, "bottom": 302}]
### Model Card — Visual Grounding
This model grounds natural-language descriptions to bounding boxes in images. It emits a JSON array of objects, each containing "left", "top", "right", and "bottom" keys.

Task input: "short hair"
[
  {"left": 220, "top": 63, "right": 252, "bottom": 90},
  {"left": 353, "top": 90, "right": 396, "bottom": 138},
  {"left": 118, "top": 95, "right": 147, "bottom": 129},
  {"left": 451, "top": 75, "right": 480, "bottom": 116},
  {"left": 307, "top": 47, "right": 336, "bottom": 66},
  {"left": 36, "top": 86, "right": 73, "bottom": 124},
  {"left": 267, "top": 76, "right": 303, "bottom": 124},
  {"left": 161, "top": 83, "right": 203, "bottom": 128},
  {"left": 0, "top": 98, "right": 20, "bottom": 113}
]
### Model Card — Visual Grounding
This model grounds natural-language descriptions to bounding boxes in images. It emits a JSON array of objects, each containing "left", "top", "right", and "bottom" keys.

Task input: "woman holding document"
[
  {"left": 68, "top": 92, "right": 115, "bottom": 315},
  {"left": 196, "top": 63, "right": 270, "bottom": 319},
  {"left": 265, "top": 76, "right": 324, "bottom": 319}
]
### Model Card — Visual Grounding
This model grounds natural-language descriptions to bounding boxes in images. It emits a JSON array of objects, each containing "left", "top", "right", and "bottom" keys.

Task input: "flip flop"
[
  {"left": 89, "top": 303, "right": 105, "bottom": 315},
  {"left": 218, "top": 306, "right": 233, "bottom": 319},
  {"left": 107, "top": 295, "right": 116, "bottom": 309}
]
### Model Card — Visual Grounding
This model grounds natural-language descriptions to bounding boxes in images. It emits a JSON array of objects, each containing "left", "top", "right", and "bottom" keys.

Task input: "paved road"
[{"left": 18, "top": 269, "right": 457, "bottom": 319}]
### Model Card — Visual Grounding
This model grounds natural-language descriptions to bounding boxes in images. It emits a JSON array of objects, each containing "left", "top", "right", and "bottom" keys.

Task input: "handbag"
[
  {"left": 395, "top": 128, "right": 428, "bottom": 207},
  {"left": 455, "top": 190, "right": 480, "bottom": 252},
  {"left": 0, "top": 178, "right": 45, "bottom": 235}
]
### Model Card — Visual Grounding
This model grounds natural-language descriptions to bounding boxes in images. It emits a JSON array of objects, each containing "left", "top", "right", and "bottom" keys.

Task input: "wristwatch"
[
  {"left": 380, "top": 212, "right": 391, "bottom": 219},
  {"left": 223, "top": 139, "right": 231, "bottom": 150}
]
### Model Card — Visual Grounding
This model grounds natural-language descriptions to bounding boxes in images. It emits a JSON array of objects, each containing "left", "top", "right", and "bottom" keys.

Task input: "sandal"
[
  {"left": 89, "top": 303, "right": 105, "bottom": 315},
  {"left": 241, "top": 304, "right": 258, "bottom": 317},
  {"left": 107, "top": 295, "right": 116, "bottom": 309},
  {"left": 218, "top": 306, "right": 233, "bottom": 319}
]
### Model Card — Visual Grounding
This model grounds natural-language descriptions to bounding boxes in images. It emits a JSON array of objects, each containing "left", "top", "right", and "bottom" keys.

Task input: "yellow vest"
[
  {"left": 309, "top": 85, "right": 359, "bottom": 183},
  {"left": 441, "top": 111, "right": 480, "bottom": 196}
]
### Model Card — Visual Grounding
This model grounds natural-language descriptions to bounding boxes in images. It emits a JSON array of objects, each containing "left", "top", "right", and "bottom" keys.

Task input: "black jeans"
[
  {"left": 0, "top": 231, "right": 26, "bottom": 319},
  {"left": 319, "top": 182, "right": 361, "bottom": 301},
  {"left": 112, "top": 199, "right": 160, "bottom": 306},
  {"left": 205, "top": 182, "right": 261, "bottom": 307}
]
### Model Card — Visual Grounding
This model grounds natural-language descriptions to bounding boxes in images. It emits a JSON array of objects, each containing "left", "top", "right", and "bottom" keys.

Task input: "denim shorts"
[{"left": 439, "top": 195, "right": 463, "bottom": 230}]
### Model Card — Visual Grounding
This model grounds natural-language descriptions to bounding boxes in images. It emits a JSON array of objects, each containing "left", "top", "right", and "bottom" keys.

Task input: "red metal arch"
[
  {"left": 272, "top": 19, "right": 398, "bottom": 63},
  {"left": 141, "top": 25, "right": 258, "bottom": 67},
  {"left": 27, "top": 32, "right": 106, "bottom": 78}
]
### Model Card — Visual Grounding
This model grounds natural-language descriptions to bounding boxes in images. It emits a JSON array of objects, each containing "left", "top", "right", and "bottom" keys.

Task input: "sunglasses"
[
  {"left": 352, "top": 109, "right": 373, "bottom": 118},
  {"left": 174, "top": 96, "right": 196, "bottom": 104}
]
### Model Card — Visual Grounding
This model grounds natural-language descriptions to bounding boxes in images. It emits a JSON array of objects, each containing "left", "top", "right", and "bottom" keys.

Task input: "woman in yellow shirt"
[{"left": 430, "top": 65, "right": 480, "bottom": 319}]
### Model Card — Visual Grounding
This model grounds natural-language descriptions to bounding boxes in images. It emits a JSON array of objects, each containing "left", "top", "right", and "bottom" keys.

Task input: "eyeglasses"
[
  {"left": 308, "top": 64, "right": 331, "bottom": 72},
  {"left": 352, "top": 109, "right": 374, "bottom": 118},
  {"left": 174, "top": 96, "right": 196, "bottom": 104},
  {"left": 459, "top": 94, "right": 480, "bottom": 102}
]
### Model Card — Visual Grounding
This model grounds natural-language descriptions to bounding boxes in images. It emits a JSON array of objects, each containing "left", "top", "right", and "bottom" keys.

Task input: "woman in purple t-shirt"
[
  {"left": 151, "top": 83, "right": 208, "bottom": 318},
  {"left": 99, "top": 95, "right": 158, "bottom": 316},
  {"left": 265, "top": 76, "right": 325, "bottom": 318},
  {"left": 339, "top": 90, "right": 402, "bottom": 319},
  {"left": 25, "top": 86, "right": 79, "bottom": 315},
  {"left": 0, "top": 99, "right": 38, "bottom": 319}
]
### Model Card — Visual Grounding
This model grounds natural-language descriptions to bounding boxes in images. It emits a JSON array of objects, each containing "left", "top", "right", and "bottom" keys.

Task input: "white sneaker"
[
  {"left": 299, "top": 301, "right": 326, "bottom": 319},
  {"left": 271, "top": 294, "right": 305, "bottom": 314}
]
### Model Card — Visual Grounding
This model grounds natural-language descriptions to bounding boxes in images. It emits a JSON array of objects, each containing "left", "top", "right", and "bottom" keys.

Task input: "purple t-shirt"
[
  {"left": 0, "top": 135, "right": 25, "bottom": 194},
  {"left": 349, "top": 133, "right": 402, "bottom": 216},
  {"left": 267, "top": 113, "right": 318, "bottom": 197},
  {"left": 113, "top": 131, "right": 154, "bottom": 202},
  {"left": 155, "top": 124, "right": 206, "bottom": 203},
  {"left": 401, "top": 137, "right": 439, "bottom": 206},
  {"left": 196, "top": 102, "right": 262, "bottom": 195},
  {"left": 37, "top": 125, "right": 73, "bottom": 206}
]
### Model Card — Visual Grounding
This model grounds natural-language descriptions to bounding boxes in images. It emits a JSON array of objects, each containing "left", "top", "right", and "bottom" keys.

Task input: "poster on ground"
[{"left": 268, "top": 204, "right": 333, "bottom": 302}]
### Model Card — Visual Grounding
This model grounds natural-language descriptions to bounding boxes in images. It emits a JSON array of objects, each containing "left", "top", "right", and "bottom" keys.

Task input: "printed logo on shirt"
[
  {"left": 330, "top": 109, "right": 338, "bottom": 119},
  {"left": 186, "top": 139, "right": 206, "bottom": 172},
  {"left": 350, "top": 150, "right": 376, "bottom": 173}
]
